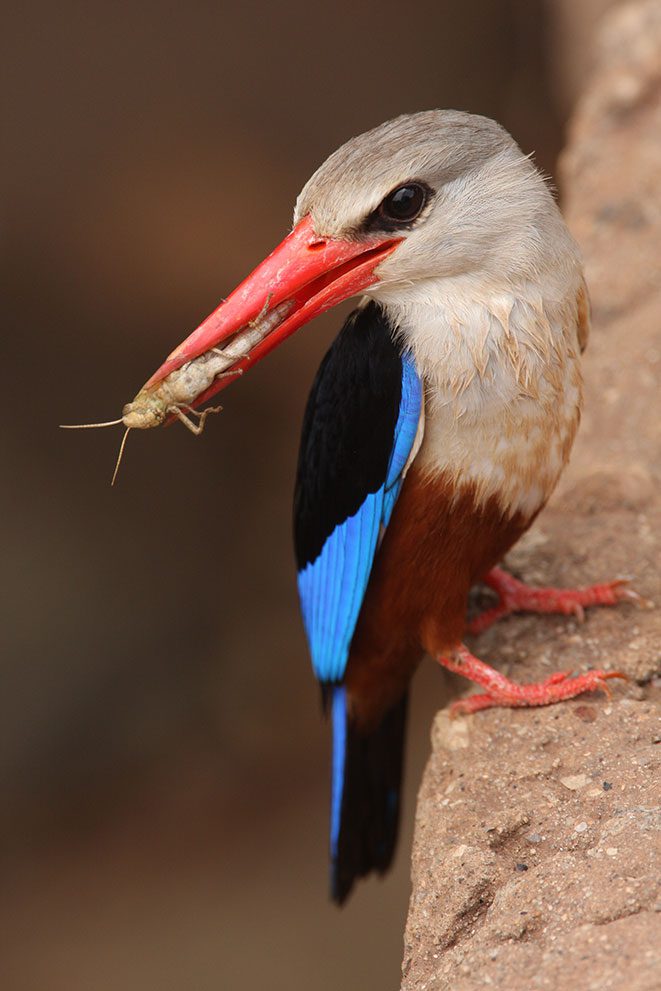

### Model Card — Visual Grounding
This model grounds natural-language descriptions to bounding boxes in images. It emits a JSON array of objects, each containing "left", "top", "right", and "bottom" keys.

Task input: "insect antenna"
[
  {"left": 60, "top": 418, "right": 124, "bottom": 429},
  {"left": 111, "top": 428, "right": 131, "bottom": 487}
]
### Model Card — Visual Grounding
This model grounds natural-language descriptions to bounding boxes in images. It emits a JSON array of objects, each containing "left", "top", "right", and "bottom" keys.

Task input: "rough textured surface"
[
  {"left": 404, "top": 699, "right": 660, "bottom": 991},
  {"left": 402, "top": 3, "right": 661, "bottom": 988}
]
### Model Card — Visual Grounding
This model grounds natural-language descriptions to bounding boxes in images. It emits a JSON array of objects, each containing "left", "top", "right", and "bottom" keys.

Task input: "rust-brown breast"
[{"left": 344, "top": 468, "right": 534, "bottom": 729}]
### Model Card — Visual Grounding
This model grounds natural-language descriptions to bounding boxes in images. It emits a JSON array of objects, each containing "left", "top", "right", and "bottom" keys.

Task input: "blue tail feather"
[{"left": 329, "top": 685, "right": 408, "bottom": 904}]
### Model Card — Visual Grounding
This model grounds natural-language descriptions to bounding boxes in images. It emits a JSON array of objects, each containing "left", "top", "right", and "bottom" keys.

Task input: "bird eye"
[{"left": 378, "top": 183, "right": 428, "bottom": 225}]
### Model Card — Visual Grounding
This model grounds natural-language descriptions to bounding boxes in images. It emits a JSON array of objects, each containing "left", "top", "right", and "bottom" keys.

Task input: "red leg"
[
  {"left": 469, "top": 566, "right": 641, "bottom": 635},
  {"left": 438, "top": 644, "right": 626, "bottom": 716}
]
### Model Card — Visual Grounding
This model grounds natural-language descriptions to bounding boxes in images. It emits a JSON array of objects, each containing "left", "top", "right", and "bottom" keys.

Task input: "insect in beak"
[{"left": 61, "top": 214, "right": 400, "bottom": 483}]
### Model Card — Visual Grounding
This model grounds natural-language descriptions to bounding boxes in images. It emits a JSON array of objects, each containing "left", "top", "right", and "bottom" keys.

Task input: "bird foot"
[
  {"left": 468, "top": 566, "right": 645, "bottom": 636},
  {"left": 438, "top": 645, "right": 627, "bottom": 716}
]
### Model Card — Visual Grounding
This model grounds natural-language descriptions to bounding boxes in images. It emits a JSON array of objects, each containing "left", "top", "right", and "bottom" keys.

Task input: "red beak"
[{"left": 142, "top": 215, "right": 400, "bottom": 409}]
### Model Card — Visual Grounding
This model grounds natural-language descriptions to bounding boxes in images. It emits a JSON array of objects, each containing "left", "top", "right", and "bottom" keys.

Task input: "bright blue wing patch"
[{"left": 297, "top": 355, "right": 422, "bottom": 683}]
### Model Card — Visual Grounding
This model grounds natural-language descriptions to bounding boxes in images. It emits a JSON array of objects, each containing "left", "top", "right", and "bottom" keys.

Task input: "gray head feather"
[
  {"left": 294, "top": 109, "right": 575, "bottom": 294},
  {"left": 294, "top": 110, "right": 518, "bottom": 238}
]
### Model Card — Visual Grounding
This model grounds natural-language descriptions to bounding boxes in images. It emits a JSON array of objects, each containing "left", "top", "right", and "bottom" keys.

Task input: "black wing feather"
[{"left": 293, "top": 301, "right": 403, "bottom": 569}]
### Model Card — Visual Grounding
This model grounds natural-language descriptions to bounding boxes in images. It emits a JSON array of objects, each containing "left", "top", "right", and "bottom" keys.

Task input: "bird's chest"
[{"left": 415, "top": 347, "right": 583, "bottom": 520}]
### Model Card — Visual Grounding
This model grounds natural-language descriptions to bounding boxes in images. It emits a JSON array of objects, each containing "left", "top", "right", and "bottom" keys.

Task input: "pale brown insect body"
[
  {"left": 62, "top": 298, "right": 294, "bottom": 482},
  {"left": 122, "top": 297, "right": 293, "bottom": 432}
]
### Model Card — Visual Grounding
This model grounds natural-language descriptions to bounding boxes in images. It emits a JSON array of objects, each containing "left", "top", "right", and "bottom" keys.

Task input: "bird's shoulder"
[{"left": 293, "top": 302, "right": 405, "bottom": 569}]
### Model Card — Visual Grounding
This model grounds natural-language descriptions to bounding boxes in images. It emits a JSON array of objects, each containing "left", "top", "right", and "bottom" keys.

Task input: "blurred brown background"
[{"left": 3, "top": 2, "right": 614, "bottom": 988}]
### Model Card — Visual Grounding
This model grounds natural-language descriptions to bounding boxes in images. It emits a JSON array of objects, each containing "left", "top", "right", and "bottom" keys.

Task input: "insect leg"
[
  {"left": 170, "top": 405, "right": 223, "bottom": 436},
  {"left": 248, "top": 292, "right": 273, "bottom": 329},
  {"left": 208, "top": 357, "right": 247, "bottom": 378}
]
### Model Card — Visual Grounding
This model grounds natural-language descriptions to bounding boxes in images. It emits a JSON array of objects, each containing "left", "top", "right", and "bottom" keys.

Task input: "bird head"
[
  {"left": 139, "top": 110, "right": 570, "bottom": 411},
  {"left": 295, "top": 109, "right": 547, "bottom": 291}
]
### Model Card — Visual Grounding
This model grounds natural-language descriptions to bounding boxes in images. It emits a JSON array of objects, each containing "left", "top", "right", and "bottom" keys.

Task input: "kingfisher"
[{"left": 137, "top": 111, "right": 635, "bottom": 903}]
